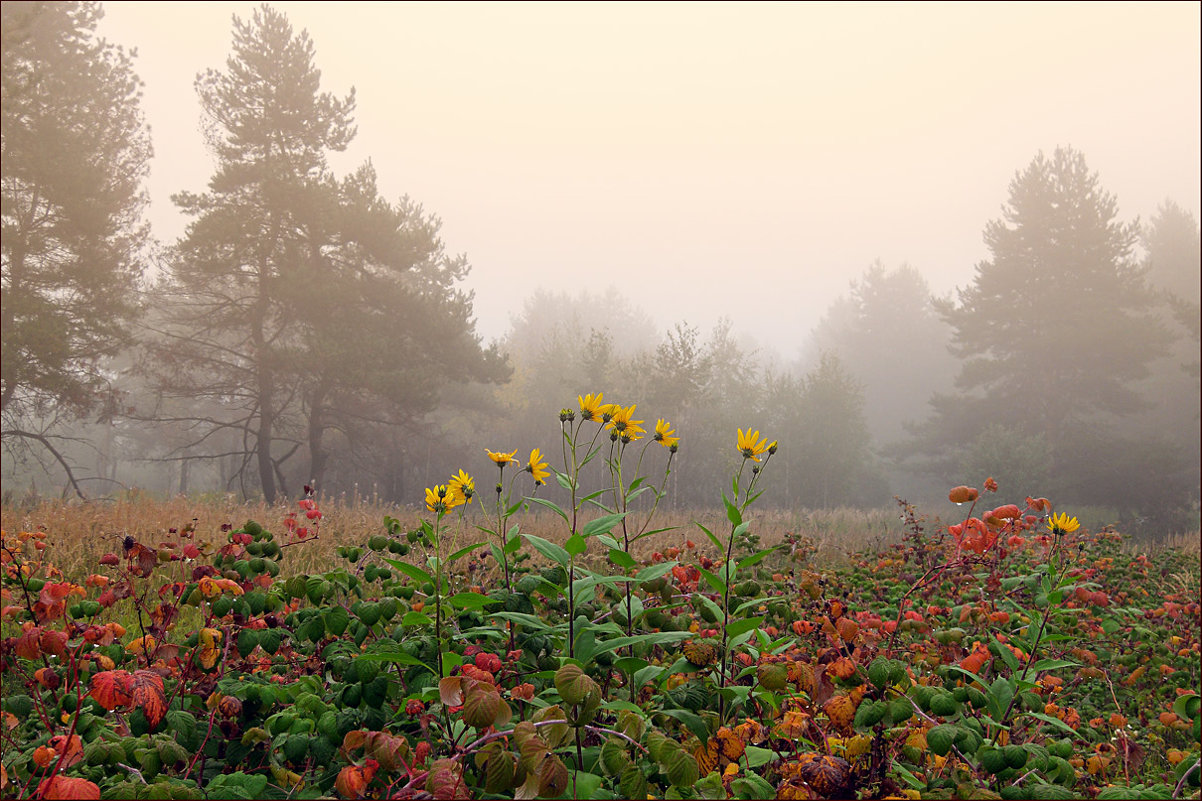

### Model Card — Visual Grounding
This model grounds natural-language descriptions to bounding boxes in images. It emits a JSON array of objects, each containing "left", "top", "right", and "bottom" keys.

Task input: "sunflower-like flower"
[
  {"left": 606, "top": 404, "right": 645, "bottom": 441},
  {"left": 486, "top": 449, "right": 518, "bottom": 467},
  {"left": 577, "top": 393, "right": 607, "bottom": 423},
  {"left": 1047, "top": 511, "right": 1080, "bottom": 535},
  {"left": 737, "top": 428, "right": 771, "bottom": 462},
  {"left": 654, "top": 419, "right": 679, "bottom": 448},
  {"left": 448, "top": 469, "right": 475, "bottom": 505},
  {"left": 425, "top": 485, "right": 454, "bottom": 514},
  {"left": 525, "top": 448, "right": 550, "bottom": 485}
]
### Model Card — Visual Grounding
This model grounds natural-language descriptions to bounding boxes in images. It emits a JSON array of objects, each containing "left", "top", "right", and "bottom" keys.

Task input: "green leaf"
[
  {"left": 401, "top": 611, "right": 433, "bottom": 626},
  {"left": 593, "top": 632, "right": 691, "bottom": 658},
  {"left": 448, "top": 541, "right": 485, "bottom": 562},
  {"left": 608, "top": 549, "right": 637, "bottom": 569},
  {"left": 554, "top": 471, "right": 573, "bottom": 491},
  {"left": 488, "top": 612, "right": 552, "bottom": 631},
  {"left": 565, "top": 533, "right": 588, "bottom": 557},
  {"left": 526, "top": 496, "right": 570, "bottom": 522},
  {"left": 723, "top": 493, "right": 742, "bottom": 527},
  {"left": 994, "top": 633, "right": 1021, "bottom": 673},
  {"left": 1172, "top": 693, "right": 1200, "bottom": 721},
  {"left": 987, "top": 676, "right": 1015, "bottom": 722},
  {"left": 448, "top": 592, "right": 491, "bottom": 610},
  {"left": 323, "top": 606, "right": 350, "bottom": 637},
  {"left": 523, "top": 533, "right": 570, "bottom": 567},
  {"left": 634, "top": 561, "right": 676, "bottom": 583},
  {"left": 732, "top": 773, "right": 776, "bottom": 801},
  {"left": 946, "top": 665, "right": 988, "bottom": 687},
  {"left": 657, "top": 708, "right": 711, "bottom": 742},
  {"left": 736, "top": 545, "right": 781, "bottom": 570},
  {"left": 583, "top": 512, "right": 627, "bottom": 538},
  {"left": 744, "top": 745, "right": 775, "bottom": 769},
  {"left": 1028, "top": 658, "right": 1080, "bottom": 672},
  {"left": 697, "top": 567, "right": 726, "bottom": 594},
  {"left": 892, "top": 760, "right": 925, "bottom": 790},
  {"left": 614, "top": 657, "right": 648, "bottom": 676},
  {"left": 1023, "top": 711, "right": 1079, "bottom": 737},
  {"left": 695, "top": 522, "right": 725, "bottom": 552},
  {"left": 570, "top": 771, "right": 605, "bottom": 798},
  {"left": 597, "top": 534, "right": 622, "bottom": 550},
  {"left": 358, "top": 651, "right": 434, "bottom": 674},
  {"left": 381, "top": 557, "right": 434, "bottom": 587},
  {"left": 695, "top": 594, "right": 724, "bottom": 623},
  {"left": 725, "top": 616, "right": 764, "bottom": 639},
  {"left": 632, "top": 525, "right": 677, "bottom": 542}
]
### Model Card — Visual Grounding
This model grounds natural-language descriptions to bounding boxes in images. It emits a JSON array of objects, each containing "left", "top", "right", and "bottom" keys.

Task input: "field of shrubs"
[{"left": 1, "top": 400, "right": 1199, "bottom": 800}]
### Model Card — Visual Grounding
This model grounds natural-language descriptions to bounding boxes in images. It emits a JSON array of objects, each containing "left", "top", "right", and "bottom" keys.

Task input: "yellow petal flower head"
[
  {"left": 654, "top": 419, "right": 679, "bottom": 448},
  {"left": 486, "top": 449, "right": 518, "bottom": 467},
  {"left": 577, "top": 393, "right": 607, "bottom": 423},
  {"left": 425, "top": 485, "right": 452, "bottom": 514},
  {"left": 448, "top": 469, "right": 475, "bottom": 505},
  {"left": 525, "top": 448, "right": 550, "bottom": 485},
  {"left": 605, "top": 404, "right": 645, "bottom": 441},
  {"left": 1047, "top": 512, "right": 1080, "bottom": 535},
  {"left": 737, "top": 428, "right": 771, "bottom": 462}
]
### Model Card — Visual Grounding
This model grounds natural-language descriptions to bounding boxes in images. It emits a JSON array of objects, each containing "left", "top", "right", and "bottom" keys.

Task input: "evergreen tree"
[
  {"left": 1, "top": 1, "right": 151, "bottom": 491},
  {"left": 149, "top": 5, "right": 505, "bottom": 501},
  {"left": 794, "top": 353, "right": 879, "bottom": 509},
  {"left": 915, "top": 147, "right": 1171, "bottom": 506}
]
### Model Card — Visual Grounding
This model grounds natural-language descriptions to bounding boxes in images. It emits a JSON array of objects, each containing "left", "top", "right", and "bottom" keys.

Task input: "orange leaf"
[
  {"left": 37, "top": 775, "right": 100, "bottom": 800},
  {"left": 48, "top": 734, "right": 84, "bottom": 769},
  {"left": 197, "top": 628, "right": 223, "bottom": 669},
  {"left": 129, "top": 670, "right": 166, "bottom": 727},
  {"left": 948, "top": 486, "right": 979, "bottom": 504},
  {"left": 89, "top": 670, "right": 133, "bottom": 711}
]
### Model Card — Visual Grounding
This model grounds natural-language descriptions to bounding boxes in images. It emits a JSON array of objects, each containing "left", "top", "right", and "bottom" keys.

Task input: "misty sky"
[{"left": 97, "top": 1, "right": 1201, "bottom": 353}]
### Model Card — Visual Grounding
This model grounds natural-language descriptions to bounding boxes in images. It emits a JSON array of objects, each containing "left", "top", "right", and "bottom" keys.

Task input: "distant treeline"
[{"left": 2, "top": 3, "right": 1198, "bottom": 535}]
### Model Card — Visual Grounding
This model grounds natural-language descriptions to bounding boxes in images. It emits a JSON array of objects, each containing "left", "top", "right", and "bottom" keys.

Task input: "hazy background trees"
[
  {"left": 2, "top": 4, "right": 1198, "bottom": 536},
  {"left": 1, "top": 1, "right": 151, "bottom": 496}
]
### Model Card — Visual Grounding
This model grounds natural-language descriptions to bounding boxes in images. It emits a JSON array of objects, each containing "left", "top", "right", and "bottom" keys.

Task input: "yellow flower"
[
  {"left": 577, "top": 393, "right": 607, "bottom": 422},
  {"left": 448, "top": 469, "right": 475, "bottom": 505},
  {"left": 654, "top": 419, "right": 679, "bottom": 448},
  {"left": 525, "top": 448, "right": 550, "bottom": 485},
  {"left": 606, "top": 404, "right": 645, "bottom": 440},
  {"left": 737, "top": 428, "right": 771, "bottom": 461},
  {"left": 486, "top": 449, "right": 518, "bottom": 467},
  {"left": 425, "top": 484, "right": 455, "bottom": 514},
  {"left": 1047, "top": 512, "right": 1080, "bottom": 535}
]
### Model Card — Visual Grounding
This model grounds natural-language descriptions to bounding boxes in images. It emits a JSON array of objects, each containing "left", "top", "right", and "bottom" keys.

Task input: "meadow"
[{"left": 1, "top": 430, "right": 1199, "bottom": 800}]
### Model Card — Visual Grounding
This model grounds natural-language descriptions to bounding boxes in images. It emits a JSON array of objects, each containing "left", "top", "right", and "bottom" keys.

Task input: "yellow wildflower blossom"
[
  {"left": 526, "top": 448, "right": 550, "bottom": 485},
  {"left": 1047, "top": 511, "right": 1080, "bottom": 535},
  {"left": 486, "top": 449, "right": 518, "bottom": 467},
  {"left": 448, "top": 470, "right": 475, "bottom": 505},
  {"left": 654, "top": 419, "right": 679, "bottom": 448},
  {"left": 737, "top": 428, "right": 771, "bottom": 461}
]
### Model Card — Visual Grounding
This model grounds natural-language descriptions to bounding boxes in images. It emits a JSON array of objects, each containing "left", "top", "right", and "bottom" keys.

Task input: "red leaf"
[
  {"left": 129, "top": 670, "right": 167, "bottom": 727},
  {"left": 15, "top": 627, "right": 42, "bottom": 661},
  {"left": 37, "top": 775, "right": 100, "bottom": 800},
  {"left": 89, "top": 670, "right": 133, "bottom": 710}
]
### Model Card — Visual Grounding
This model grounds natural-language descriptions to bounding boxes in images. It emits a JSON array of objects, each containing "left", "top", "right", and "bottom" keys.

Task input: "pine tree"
[
  {"left": 1, "top": 1, "right": 151, "bottom": 492},
  {"left": 149, "top": 5, "right": 505, "bottom": 501},
  {"left": 916, "top": 147, "right": 1171, "bottom": 503}
]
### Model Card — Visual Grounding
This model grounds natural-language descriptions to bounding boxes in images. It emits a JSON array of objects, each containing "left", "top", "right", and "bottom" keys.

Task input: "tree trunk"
[{"left": 307, "top": 380, "right": 331, "bottom": 492}]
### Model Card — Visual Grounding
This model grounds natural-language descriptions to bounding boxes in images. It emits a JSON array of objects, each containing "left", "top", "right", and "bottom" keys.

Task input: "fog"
[
  {"left": 3, "top": 2, "right": 1199, "bottom": 536},
  {"left": 96, "top": 1, "right": 1200, "bottom": 348}
]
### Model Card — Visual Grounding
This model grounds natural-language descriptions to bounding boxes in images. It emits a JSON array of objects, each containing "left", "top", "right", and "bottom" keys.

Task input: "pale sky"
[{"left": 97, "top": 1, "right": 1202, "bottom": 354}]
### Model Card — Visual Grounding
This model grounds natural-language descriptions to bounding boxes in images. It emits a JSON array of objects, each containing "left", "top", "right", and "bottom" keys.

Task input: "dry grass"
[
  {"left": 6, "top": 496, "right": 1193, "bottom": 583},
  {"left": 1, "top": 496, "right": 914, "bottom": 581}
]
